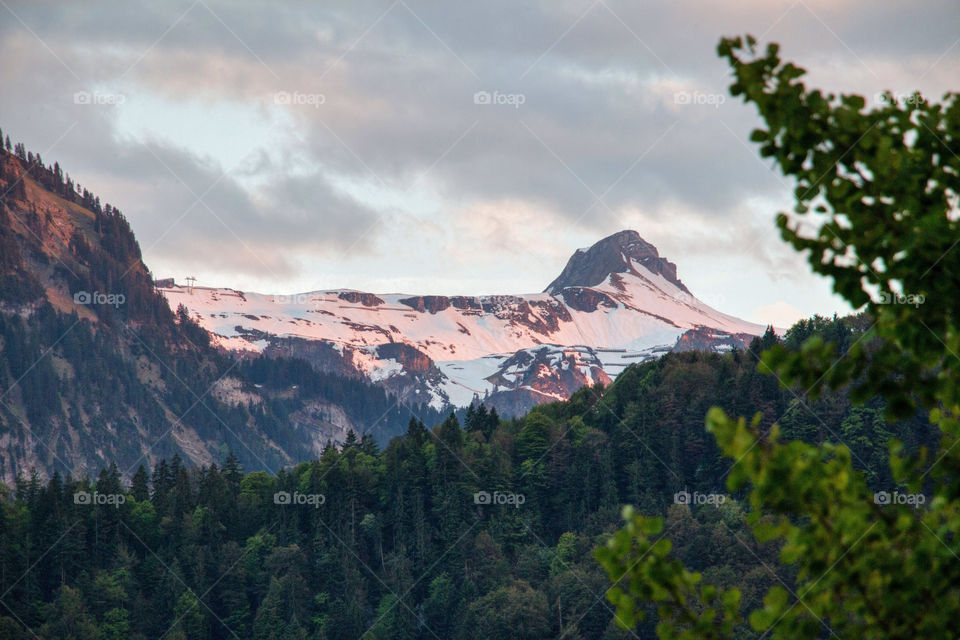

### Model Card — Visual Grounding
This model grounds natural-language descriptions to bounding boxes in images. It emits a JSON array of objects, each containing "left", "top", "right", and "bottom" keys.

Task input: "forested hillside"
[
  {"left": 0, "top": 132, "right": 445, "bottom": 481},
  {"left": 0, "top": 315, "right": 934, "bottom": 640}
]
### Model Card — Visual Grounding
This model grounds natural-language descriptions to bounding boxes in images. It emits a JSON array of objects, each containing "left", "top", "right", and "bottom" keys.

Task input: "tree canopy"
[{"left": 596, "top": 35, "right": 960, "bottom": 640}]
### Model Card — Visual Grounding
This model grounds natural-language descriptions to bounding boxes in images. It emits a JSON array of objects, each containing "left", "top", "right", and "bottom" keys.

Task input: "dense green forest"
[{"left": 0, "top": 315, "right": 936, "bottom": 639}]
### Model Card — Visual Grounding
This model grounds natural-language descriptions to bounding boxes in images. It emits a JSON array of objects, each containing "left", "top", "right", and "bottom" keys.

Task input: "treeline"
[
  {"left": 0, "top": 315, "right": 936, "bottom": 639},
  {"left": 0, "top": 124, "right": 116, "bottom": 220}
]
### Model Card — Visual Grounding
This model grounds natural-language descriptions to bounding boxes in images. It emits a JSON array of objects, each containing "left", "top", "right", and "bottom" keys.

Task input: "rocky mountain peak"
[{"left": 544, "top": 230, "right": 690, "bottom": 295}]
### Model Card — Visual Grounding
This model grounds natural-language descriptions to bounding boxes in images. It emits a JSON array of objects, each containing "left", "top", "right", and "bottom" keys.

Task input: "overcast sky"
[{"left": 2, "top": 1, "right": 958, "bottom": 325}]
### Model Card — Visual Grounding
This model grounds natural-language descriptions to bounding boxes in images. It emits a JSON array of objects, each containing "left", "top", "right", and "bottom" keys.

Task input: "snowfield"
[{"left": 162, "top": 253, "right": 766, "bottom": 410}]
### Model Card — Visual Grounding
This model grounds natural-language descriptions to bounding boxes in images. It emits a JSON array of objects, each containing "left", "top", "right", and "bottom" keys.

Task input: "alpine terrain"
[{"left": 164, "top": 230, "right": 768, "bottom": 415}]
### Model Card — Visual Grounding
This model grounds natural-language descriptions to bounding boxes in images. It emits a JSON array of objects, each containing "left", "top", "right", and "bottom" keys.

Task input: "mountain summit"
[
  {"left": 545, "top": 230, "right": 689, "bottom": 295},
  {"left": 162, "top": 230, "right": 765, "bottom": 416}
]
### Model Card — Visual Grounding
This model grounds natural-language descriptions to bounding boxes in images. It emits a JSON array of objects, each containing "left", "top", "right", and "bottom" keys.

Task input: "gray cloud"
[{"left": 0, "top": 0, "right": 957, "bottom": 317}]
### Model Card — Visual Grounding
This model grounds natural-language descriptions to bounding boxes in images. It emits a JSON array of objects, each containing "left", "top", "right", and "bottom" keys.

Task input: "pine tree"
[
  {"left": 343, "top": 429, "right": 359, "bottom": 449},
  {"left": 131, "top": 466, "right": 149, "bottom": 503}
]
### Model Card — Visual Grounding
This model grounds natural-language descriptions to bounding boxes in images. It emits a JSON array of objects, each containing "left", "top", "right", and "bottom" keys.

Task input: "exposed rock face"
[
  {"left": 399, "top": 295, "right": 452, "bottom": 314},
  {"left": 487, "top": 346, "right": 611, "bottom": 393},
  {"left": 450, "top": 296, "right": 482, "bottom": 311},
  {"left": 259, "top": 334, "right": 446, "bottom": 408},
  {"left": 375, "top": 342, "right": 434, "bottom": 373},
  {"left": 338, "top": 291, "right": 384, "bottom": 306},
  {"left": 545, "top": 230, "right": 690, "bottom": 295},
  {"left": 481, "top": 345, "right": 612, "bottom": 416},
  {"left": 0, "top": 155, "right": 27, "bottom": 201},
  {"left": 671, "top": 327, "right": 757, "bottom": 353},
  {"left": 482, "top": 387, "right": 557, "bottom": 418},
  {"left": 558, "top": 287, "right": 620, "bottom": 313},
  {"left": 263, "top": 335, "right": 362, "bottom": 378}
]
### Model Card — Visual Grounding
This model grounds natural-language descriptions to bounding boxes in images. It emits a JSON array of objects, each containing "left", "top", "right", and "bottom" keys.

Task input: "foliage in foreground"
[{"left": 597, "top": 35, "right": 960, "bottom": 639}]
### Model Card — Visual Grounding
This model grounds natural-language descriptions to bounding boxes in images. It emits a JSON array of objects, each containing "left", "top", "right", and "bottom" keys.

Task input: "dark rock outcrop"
[
  {"left": 338, "top": 291, "right": 385, "bottom": 306},
  {"left": 558, "top": 287, "right": 620, "bottom": 313},
  {"left": 484, "top": 346, "right": 612, "bottom": 416},
  {"left": 398, "top": 295, "right": 452, "bottom": 314},
  {"left": 545, "top": 230, "right": 690, "bottom": 295},
  {"left": 375, "top": 342, "right": 435, "bottom": 373},
  {"left": 671, "top": 326, "right": 755, "bottom": 353}
]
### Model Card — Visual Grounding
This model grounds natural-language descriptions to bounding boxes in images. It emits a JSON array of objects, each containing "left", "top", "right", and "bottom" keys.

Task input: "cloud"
[
  {"left": 0, "top": 0, "right": 955, "bottom": 313},
  {"left": 752, "top": 301, "right": 809, "bottom": 329}
]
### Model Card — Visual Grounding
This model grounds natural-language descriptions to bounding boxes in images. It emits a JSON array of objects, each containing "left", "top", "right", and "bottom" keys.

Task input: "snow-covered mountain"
[{"left": 162, "top": 230, "right": 767, "bottom": 414}]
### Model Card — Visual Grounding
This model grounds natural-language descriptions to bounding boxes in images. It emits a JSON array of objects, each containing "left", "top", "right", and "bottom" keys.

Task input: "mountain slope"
[
  {"left": 164, "top": 231, "right": 768, "bottom": 414},
  {"left": 0, "top": 140, "right": 444, "bottom": 482}
]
